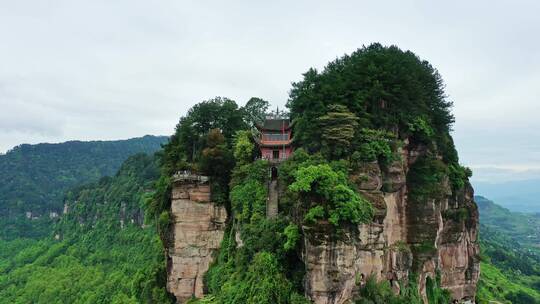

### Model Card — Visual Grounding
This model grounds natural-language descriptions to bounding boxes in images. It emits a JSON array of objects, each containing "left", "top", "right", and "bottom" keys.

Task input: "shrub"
[
  {"left": 426, "top": 275, "right": 451, "bottom": 304},
  {"left": 290, "top": 292, "right": 311, "bottom": 304},
  {"left": 283, "top": 224, "right": 300, "bottom": 252},
  {"left": 407, "top": 116, "right": 434, "bottom": 140},
  {"left": 290, "top": 163, "right": 373, "bottom": 226},
  {"left": 157, "top": 211, "right": 170, "bottom": 234},
  {"left": 412, "top": 241, "right": 437, "bottom": 254},
  {"left": 230, "top": 180, "right": 267, "bottom": 222},
  {"left": 407, "top": 157, "right": 448, "bottom": 203},
  {"left": 328, "top": 185, "right": 373, "bottom": 226},
  {"left": 356, "top": 275, "right": 423, "bottom": 304},
  {"left": 304, "top": 206, "right": 325, "bottom": 224},
  {"left": 443, "top": 207, "right": 470, "bottom": 222},
  {"left": 218, "top": 252, "right": 294, "bottom": 304},
  {"left": 233, "top": 130, "right": 254, "bottom": 164},
  {"left": 448, "top": 163, "right": 472, "bottom": 191},
  {"left": 353, "top": 129, "right": 396, "bottom": 163}
]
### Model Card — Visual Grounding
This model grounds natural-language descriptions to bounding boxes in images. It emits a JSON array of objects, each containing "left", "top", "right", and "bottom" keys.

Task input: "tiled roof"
[{"left": 257, "top": 119, "right": 291, "bottom": 131}]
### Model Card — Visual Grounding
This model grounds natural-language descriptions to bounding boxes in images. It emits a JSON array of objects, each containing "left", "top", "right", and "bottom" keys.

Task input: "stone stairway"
[{"left": 267, "top": 180, "right": 278, "bottom": 218}]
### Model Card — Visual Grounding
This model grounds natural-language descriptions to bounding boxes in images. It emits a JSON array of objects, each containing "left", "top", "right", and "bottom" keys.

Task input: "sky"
[{"left": 1, "top": 0, "right": 540, "bottom": 183}]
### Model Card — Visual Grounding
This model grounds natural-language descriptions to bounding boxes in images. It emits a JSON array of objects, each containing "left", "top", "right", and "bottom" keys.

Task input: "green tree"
[
  {"left": 283, "top": 224, "right": 300, "bottom": 252},
  {"left": 199, "top": 129, "right": 235, "bottom": 204},
  {"left": 287, "top": 43, "right": 455, "bottom": 158},
  {"left": 154, "top": 97, "right": 248, "bottom": 218},
  {"left": 242, "top": 97, "right": 270, "bottom": 128},
  {"left": 289, "top": 163, "right": 373, "bottom": 226},
  {"left": 162, "top": 97, "right": 247, "bottom": 172},
  {"left": 318, "top": 104, "right": 359, "bottom": 159},
  {"left": 219, "top": 252, "right": 293, "bottom": 304},
  {"left": 233, "top": 130, "right": 255, "bottom": 164}
]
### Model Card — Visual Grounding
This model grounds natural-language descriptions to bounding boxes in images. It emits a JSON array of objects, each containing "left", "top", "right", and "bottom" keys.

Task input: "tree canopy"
[
  {"left": 161, "top": 96, "right": 268, "bottom": 176},
  {"left": 243, "top": 97, "right": 270, "bottom": 128},
  {"left": 287, "top": 43, "right": 456, "bottom": 162}
]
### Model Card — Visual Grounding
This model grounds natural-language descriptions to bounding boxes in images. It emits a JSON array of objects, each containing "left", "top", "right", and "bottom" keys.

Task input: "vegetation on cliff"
[
  {"left": 194, "top": 148, "right": 309, "bottom": 303},
  {"left": 148, "top": 98, "right": 261, "bottom": 212},
  {"left": 288, "top": 43, "right": 455, "bottom": 162},
  {"left": 287, "top": 44, "right": 475, "bottom": 292}
]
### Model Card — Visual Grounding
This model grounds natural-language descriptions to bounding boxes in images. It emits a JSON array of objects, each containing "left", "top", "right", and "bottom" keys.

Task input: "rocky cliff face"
[
  {"left": 302, "top": 139, "right": 480, "bottom": 304},
  {"left": 166, "top": 178, "right": 227, "bottom": 303},
  {"left": 166, "top": 141, "right": 479, "bottom": 304}
]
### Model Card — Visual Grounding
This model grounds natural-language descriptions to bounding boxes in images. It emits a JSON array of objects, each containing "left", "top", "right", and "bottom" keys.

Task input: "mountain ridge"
[{"left": 0, "top": 135, "right": 168, "bottom": 239}]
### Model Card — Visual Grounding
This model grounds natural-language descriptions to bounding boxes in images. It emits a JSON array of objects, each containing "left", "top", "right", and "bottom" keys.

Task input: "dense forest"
[
  {"left": 0, "top": 154, "right": 170, "bottom": 303},
  {"left": 0, "top": 135, "right": 167, "bottom": 239}
]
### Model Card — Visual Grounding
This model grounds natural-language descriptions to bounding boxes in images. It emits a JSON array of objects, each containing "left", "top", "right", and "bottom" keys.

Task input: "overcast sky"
[{"left": 1, "top": 0, "right": 539, "bottom": 183}]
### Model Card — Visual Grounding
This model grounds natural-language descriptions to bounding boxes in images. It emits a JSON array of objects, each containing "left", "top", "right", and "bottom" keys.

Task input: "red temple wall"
[{"left": 261, "top": 146, "right": 293, "bottom": 160}]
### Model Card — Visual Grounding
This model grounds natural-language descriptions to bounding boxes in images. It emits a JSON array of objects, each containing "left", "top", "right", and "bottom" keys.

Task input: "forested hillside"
[
  {"left": 0, "top": 153, "right": 171, "bottom": 303},
  {"left": 476, "top": 196, "right": 540, "bottom": 303},
  {"left": 0, "top": 135, "right": 167, "bottom": 239},
  {"left": 476, "top": 195, "right": 540, "bottom": 254}
]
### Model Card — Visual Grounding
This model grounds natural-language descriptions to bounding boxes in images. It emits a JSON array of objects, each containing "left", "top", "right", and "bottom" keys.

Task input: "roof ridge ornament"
[{"left": 265, "top": 106, "right": 289, "bottom": 120}]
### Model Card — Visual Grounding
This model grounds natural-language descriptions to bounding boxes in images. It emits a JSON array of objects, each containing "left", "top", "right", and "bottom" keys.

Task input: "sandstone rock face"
[
  {"left": 303, "top": 191, "right": 412, "bottom": 304},
  {"left": 166, "top": 180, "right": 227, "bottom": 303},
  {"left": 437, "top": 184, "right": 480, "bottom": 301},
  {"left": 351, "top": 161, "right": 382, "bottom": 191},
  {"left": 303, "top": 142, "right": 480, "bottom": 304}
]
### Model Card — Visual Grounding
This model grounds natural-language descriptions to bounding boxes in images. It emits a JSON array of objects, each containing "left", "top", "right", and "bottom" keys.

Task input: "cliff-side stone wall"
[
  {"left": 166, "top": 180, "right": 227, "bottom": 303},
  {"left": 302, "top": 141, "right": 480, "bottom": 304}
]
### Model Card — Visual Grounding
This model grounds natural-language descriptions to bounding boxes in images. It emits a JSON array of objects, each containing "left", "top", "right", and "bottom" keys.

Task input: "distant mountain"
[
  {"left": 474, "top": 179, "right": 540, "bottom": 213},
  {"left": 476, "top": 195, "right": 540, "bottom": 253},
  {"left": 475, "top": 195, "right": 540, "bottom": 303},
  {"left": 0, "top": 135, "right": 167, "bottom": 239}
]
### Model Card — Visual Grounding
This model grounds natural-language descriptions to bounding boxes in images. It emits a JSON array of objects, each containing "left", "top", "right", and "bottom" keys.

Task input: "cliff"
[
  {"left": 161, "top": 45, "right": 480, "bottom": 304},
  {"left": 166, "top": 175, "right": 227, "bottom": 303},
  {"left": 302, "top": 139, "right": 479, "bottom": 303},
  {"left": 166, "top": 142, "right": 479, "bottom": 304}
]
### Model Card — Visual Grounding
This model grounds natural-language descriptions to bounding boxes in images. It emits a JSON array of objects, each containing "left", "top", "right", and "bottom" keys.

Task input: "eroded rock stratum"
[
  {"left": 166, "top": 178, "right": 227, "bottom": 303},
  {"left": 302, "top": 139, "right": 480, "bottom": 304}
]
